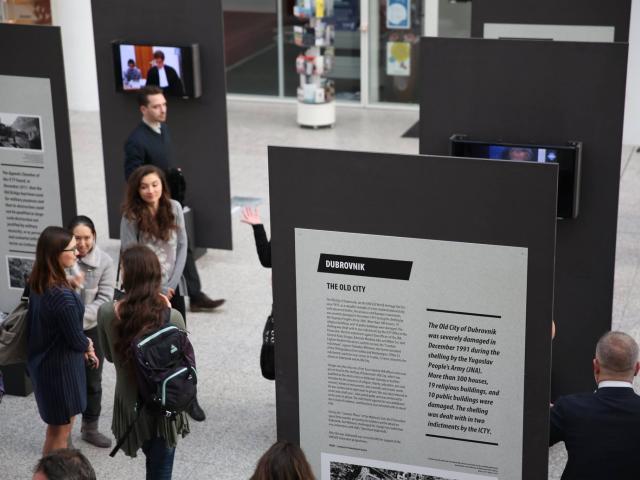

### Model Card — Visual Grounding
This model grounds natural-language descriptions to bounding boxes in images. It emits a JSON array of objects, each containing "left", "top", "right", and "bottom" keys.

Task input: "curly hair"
[
  {"left": 114, "top": 245, "right": 168, "bottom": 365},
  {"left": 121, "top": 165, "right": 177, "bottom": 242}
]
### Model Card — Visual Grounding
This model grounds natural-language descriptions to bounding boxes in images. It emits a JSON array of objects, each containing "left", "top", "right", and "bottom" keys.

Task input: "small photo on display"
[
  {"left": 7, "top": 256, "right": 35, "bottom": 289},
  {"left": 0, "top": 113, "right": 43, "bottom": 152},
  {"left": 330, "top": 461, "right": 453, "bottom": 480}
]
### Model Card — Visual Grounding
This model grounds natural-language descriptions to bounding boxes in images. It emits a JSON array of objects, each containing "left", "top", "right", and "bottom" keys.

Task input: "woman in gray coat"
[
  {"left": 119, "top": 165, "right": 187, "bottom": 320},
  {"left": 119, "top": 165, "right": 205, "bottom": 422},
  {"left": 68, "top": 215, "right": 115, "bottom": 447}
]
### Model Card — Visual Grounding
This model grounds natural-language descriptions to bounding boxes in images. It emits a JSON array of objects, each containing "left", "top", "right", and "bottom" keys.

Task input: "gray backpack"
[{"left": 0, "top": 287, "right": 29, "bottom": 366}]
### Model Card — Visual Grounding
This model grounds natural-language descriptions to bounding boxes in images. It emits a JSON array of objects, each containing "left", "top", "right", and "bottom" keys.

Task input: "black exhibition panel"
[
  {"left": 471, "top": 0, "right": 632, "bottom": 42},
  {"left": 269, "top": 146, "right": 558, "bottom": 479},
  {"left": 91, "top": 0, "right": 232, "bottom": 249},
  {"left": 0, "top": 24, "right": 77, "bottom": 396},
  {"left": 0, "top": 24, "right": 76, "bottom": 225},
  {"left": 419, "top": 37, "right": 628, "bottom": 398}
]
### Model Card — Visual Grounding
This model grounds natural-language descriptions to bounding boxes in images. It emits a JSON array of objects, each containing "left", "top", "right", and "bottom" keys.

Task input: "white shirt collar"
[
  {"left": 142, "top": 117, "right": 162, "bottom": 134},
  {"left": 158, "top": 66, "right": 169, "bottom": 88},
  {"left": 598, "top": 380, "right": 633, "bottom": 389}
]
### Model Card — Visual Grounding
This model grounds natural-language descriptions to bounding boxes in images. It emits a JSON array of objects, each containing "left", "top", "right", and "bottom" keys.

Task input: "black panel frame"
[
  {"left": 471, "top": 0, "right": 631, "bottom": 42},
  {"left": 91, "top": 0, "right": 232, "bottom": 249},
  {"left": 0, "top": 24, "right": 76, "bottom": 225},
  {"left": 419, "top": 37, "right": 628, "bottom": 400},
  {"left": 270, "top": 146, "right": 558, "bottom": 479}
]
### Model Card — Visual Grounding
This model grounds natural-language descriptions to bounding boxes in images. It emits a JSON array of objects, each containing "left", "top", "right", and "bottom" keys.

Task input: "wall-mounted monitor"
[
  {"left": 112, "top": 41, "right": 202, "bottom": 99},
  {"left": 450, "top": 134, "right": 582, "bottom": 219}
]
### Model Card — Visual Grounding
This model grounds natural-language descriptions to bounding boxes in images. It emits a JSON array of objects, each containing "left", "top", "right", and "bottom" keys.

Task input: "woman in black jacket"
[
  {"left": 241, "top": 207, "right": 271, "bottom": 267},
  {"left": 27, "top": 226, "right": 99, "bottom": 454}
]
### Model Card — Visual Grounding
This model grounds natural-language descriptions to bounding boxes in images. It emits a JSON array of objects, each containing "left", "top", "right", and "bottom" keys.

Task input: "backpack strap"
[{"left": 109, "top": 402, "right": 144, "bottom": 457}]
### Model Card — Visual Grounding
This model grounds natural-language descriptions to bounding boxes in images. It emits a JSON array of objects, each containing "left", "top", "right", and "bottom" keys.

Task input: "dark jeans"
[
  {"left": 171, "top": 286, "right": 186, "bottom": 324},
  {"left": 83, "top": 326, "right": 105, "bottom": 422},
  {"left": 142, "top": 436, "right": 176, "bottom": 480},
  {"left": 184, "top": 246, "right": 202, "bottom": 298}
]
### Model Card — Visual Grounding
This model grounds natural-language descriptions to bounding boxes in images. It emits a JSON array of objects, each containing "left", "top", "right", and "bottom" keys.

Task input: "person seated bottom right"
[{"left": 550, "top": 330, "right": 640, "bottom": 480}]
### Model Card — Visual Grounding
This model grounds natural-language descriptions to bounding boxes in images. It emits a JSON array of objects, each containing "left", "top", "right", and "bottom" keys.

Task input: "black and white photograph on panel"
[
  {"left": 331, "top": 462, "right": 450, "bottom": 479},
  {"left": 0, "top": 113, "right": 42, "bottom": 152},
  {"left": 328, "top": 457, "right": 462, "bottom": 480},
  {"left": 7, "top": 256, "right": 34, "bottom": 289}
]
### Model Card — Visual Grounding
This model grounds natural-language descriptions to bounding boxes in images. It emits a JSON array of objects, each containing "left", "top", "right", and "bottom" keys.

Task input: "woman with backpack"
[
  {"left": 67, "top": 215, "right": 115, "bottom": 448},
  {"left": 97, "top": 245, "right": 190, "bottom": 480},
  {"left": 120, "top": 165, "right": 205, "bottom": 422},
  {"left": 27, "top": 226, "right": 100, "bottom": 454}
]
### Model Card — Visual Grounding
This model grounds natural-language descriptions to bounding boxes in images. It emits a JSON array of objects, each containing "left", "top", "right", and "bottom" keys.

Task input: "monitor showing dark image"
[
  {"left": 450, "top": 135, "right": 582, "bottom": 219},
  {"left": 112, "top": 42, "right": 202, "bottom": 98}
]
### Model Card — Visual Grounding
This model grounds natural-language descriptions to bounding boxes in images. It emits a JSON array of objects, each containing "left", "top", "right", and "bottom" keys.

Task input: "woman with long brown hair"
[
  {"left": 27, "top": 226, "right": 99, "bottom": 454},
  {"left": 120, "top": 165, "right": 206, "bottom": 422},
  {"left": 250, "top": 441, "right": 316, "bottom": 480},
  {"left": 120, "top": 165, "right": 187, "bottom": 320},
  {"left": 98, "top": 245, "right": 189, "bottom": 479}
]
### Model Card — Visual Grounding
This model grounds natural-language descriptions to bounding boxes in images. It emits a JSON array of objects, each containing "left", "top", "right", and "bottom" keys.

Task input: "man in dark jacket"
[
  {"left": 145, "top": 50, "right": 184, "bottom": 97},
  {"left": 124, "top": 86, "right": 225, "bottom": 314},
  {"left": 550, "top": 331, "right": 640, "bottom": 480}
]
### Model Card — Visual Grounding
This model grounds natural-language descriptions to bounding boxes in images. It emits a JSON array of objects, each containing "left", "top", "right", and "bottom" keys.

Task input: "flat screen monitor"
[
  {"left": 112, "top": 42, "right": 202, "bottom": 99},
  {"left": 450, "top": 135, "right": 582, "bottom": 219}
]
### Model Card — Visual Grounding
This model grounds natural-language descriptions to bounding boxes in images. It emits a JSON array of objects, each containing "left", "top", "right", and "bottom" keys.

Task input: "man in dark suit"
[
  {"left": 550, "top": 331, "right": 640, "bottom": 480},
  {"left": 124, "top": 86, "right": 225, "bottom": 314},
  {"left": 145, "top": 50, "right": 184, "bottom": 97}
]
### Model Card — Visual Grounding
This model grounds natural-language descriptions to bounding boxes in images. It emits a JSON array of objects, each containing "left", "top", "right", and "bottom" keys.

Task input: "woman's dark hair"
[
  {"left": 67, "top": 215, "right": 97, "bottom": 238},
  {"left": 121, "top": 165, "right": 177, "bottom": 242},
  {"left": 29, "top": 226, "right": 73, "bottom": 294},
  {"left": 114, "top": 245, "right": 167, "bottom": 365},
  {"left": 250, "top": 442, "right": 315, "bottom": 480}
]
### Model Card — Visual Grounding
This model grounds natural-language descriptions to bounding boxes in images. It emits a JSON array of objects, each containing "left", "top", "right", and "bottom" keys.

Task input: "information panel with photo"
[
  {"left": 295, "top": 229, "right": 528, "bottom": 480},
  {"left": 0, "top": 75, "right": 63, "bottom": 312}
]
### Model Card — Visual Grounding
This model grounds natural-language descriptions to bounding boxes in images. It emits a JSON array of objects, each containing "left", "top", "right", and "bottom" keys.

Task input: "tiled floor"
[{"left": 1, "top": 100, "right": 639, "bottom": 479}]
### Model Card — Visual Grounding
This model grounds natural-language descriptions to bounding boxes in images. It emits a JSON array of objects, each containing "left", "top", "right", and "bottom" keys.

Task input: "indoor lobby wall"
[{"left": 50, "top": 0, "right": 99, "bottom": 111}]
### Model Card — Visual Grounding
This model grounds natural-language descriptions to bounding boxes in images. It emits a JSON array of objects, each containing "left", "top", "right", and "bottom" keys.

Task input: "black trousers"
[
  {"left": 171, "top": 286, "right": 186, "bottom": 325},
  {"left": 83, "top": 326, "right": 105, "bottom": 422},
  {"left": 183, "top": 246, "right": 202, "bottom": 298}
]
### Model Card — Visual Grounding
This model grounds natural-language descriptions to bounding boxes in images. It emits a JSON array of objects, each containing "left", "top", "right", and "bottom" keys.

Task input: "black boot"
[{"left": 187, "top": 398, "right": 206, "bottom": 422}]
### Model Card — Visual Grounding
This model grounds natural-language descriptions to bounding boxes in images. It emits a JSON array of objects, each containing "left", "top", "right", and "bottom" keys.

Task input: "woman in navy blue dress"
[{"left": 27, "top": 226, "right": 100, "bottom": 454}]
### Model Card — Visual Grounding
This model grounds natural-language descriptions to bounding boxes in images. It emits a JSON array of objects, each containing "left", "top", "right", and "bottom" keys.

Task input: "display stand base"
[
  {"left": 297, "top": 101, "right": 336, "bottom": 128},
  {"left": 0, "top": 363, "right": 33, "bottom": 397}
]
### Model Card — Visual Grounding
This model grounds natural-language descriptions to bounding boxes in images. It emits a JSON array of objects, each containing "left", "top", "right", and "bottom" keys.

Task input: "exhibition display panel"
[
  {"left": 419, "top": 37, "right": 628, "bottom": 398},
  {"left": 0, "top": 24, "right": 77, "bottom": 395},
  {"left": 270, "top": 146, "right": 558, "bottom": 479},
  {"left": 470, "top": 0, "right": 631, "bottom": 42},
  {"left": 91, "top": 0, "right": 232, "bottom": 249}
]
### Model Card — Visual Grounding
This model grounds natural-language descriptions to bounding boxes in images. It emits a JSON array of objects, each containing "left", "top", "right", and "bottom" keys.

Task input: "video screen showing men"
[{"left": 117, "top": 45, "right": 184, "bottom": 97}]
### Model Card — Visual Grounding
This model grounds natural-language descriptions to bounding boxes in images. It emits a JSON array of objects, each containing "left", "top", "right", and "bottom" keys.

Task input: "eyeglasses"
[{"left": 63, "top": 247, "right": 79, "bottom": 253}]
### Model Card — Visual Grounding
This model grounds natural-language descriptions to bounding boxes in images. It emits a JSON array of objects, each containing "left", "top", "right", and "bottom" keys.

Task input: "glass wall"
[
  {"left": 223, "top": 0, "right": 281, "bottom": 96},
  {"left": 224, "top": 0, "right": 471, "bottom": 105},
  {"left": 368, "top": 0, "right": 471, "bottom": 104}
]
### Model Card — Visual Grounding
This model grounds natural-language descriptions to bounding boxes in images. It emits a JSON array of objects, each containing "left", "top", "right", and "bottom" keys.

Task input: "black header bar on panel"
[{"left": 317, "top": 254, "right": 413, "bottom": 280}]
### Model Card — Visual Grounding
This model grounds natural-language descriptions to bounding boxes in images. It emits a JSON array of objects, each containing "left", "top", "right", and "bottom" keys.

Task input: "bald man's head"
[{"left": 594, "top": 331, "right": 640, "bottom": 382}]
